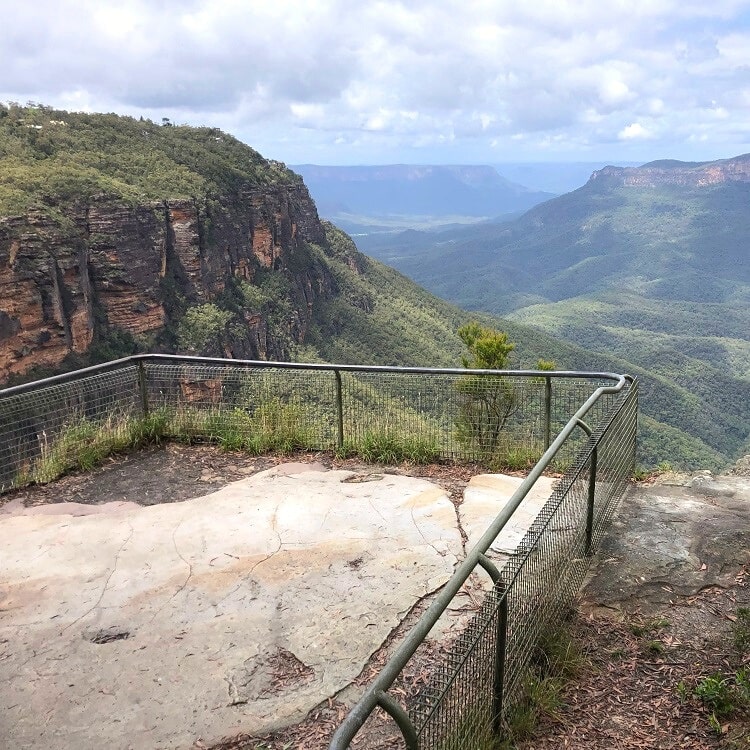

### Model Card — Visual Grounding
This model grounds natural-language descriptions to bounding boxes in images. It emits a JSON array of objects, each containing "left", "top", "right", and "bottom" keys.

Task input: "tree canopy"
[
  {"left": 0, "top": 102, "right": 298, "bottom": 216},
  {"left": 457, "top": 322, "right": 515, "bottom": 370}
]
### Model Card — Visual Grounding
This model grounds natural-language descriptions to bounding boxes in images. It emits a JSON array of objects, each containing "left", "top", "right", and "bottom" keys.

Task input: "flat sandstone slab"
[
  {"left": 0, "top": 466, "right": 554, "bottom": 749},
  {"left": 0, "top": 466, "right": 462, "bottom": 749},
  {"left": 461, "top": 473, "right": 556, "bottom": 556}
]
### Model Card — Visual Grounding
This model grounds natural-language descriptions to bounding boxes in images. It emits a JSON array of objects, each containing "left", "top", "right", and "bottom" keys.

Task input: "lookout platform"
[{"left": 0, "top": 445, "right": 552, "bottom": 750}]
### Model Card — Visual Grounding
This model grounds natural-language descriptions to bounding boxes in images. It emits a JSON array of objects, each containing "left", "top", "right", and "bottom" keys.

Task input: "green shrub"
[
  {"left": 176, "top": 304, "right": 232, "bottom": 355},
  {"left": 695, "top": 673, "right": 737, "bottom": 717}
]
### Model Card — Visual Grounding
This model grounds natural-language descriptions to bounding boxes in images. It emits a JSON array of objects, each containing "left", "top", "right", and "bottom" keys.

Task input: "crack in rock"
[{"left": 61, "top": 522, "right": 134, "bottom": 633}]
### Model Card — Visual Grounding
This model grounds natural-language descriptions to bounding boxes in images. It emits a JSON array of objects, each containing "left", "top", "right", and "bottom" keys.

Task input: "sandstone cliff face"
[
  {"left": 591, "top": 154, "right": 750, "bottom": 188},
  {"left": 0, "top": 184, "right": 330, "bottom": 382}
]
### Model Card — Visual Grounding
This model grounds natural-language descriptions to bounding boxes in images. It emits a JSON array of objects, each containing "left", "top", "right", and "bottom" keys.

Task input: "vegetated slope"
[
  {"left": 0, "top": 103, "right": 347, "bottom": 382},
  {"left": 0, "top": 105, "right": 724, "bottom": 469},
  {"left": 359, "top": 156, "right": 750, "bottom": 469},
  {"left": 310, "top": 227, "right": 728, "bottom": 470},
  {"left": 0, "top": 104, "right": 556, "bottom": 377},
  {"left": 0, "top": 103, "right": 294, "bottom": 215},
  {"left": 307, "top": 223, "right": 588, "bottom": 368},
  {"left": 291, "top": 164, "right": 555, "bottom": 226}
]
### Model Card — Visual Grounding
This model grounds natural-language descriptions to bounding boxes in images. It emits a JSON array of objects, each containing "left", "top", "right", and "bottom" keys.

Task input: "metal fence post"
[
  {"left": 575, "top": 417, "right": 597, "bottom": 556},
  {"left": 137, "top": 360, "right": 149, "bottom": 418},
  {"left": 477, "top": 553, "right": 508, "bottom": 738},
  {"left": 586, "top": 446, "right": 598, "bottom": 556},
  {"left": 493, "top": 587, "right": 509, "bottom": 736},
  {"left": 544, "top": 375, "right": 552, "bottom": 451},
  {"left": 334, "top": 369, "right": 344, "bottom": 451}
]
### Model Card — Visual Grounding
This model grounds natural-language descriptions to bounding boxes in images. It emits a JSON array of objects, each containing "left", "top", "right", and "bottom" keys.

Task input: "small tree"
[
  {"left": 455, "top": 323, "right": 519, "bottom": 461},
  {"left": 177, "top": 304, "right": 232, "bottom": 356},
  {"left": 458, "top": 322, "right": 515, "bottom": 369},
  {"left": 536, "top": 358, "right": 556, "bottom": 372}
]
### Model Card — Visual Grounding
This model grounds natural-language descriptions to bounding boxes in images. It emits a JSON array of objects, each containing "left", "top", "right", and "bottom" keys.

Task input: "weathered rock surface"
[
  {"left": 583, "top": 472, "right": 750, "bottom": 614},
  {"left": 0, "top": 467, "right": 552, "bottom": 749},
  {"left": 0, "top": 466, "right": 459, "bottom": 748},
  {"left": 731, "top": 453, "right": 750, "bottom": 476},
  {"left": 0, "top": 184, "right": 330, "bottom": 381},
  {"left": 460, "top": 473, "right": 556, "bottom": 555}
]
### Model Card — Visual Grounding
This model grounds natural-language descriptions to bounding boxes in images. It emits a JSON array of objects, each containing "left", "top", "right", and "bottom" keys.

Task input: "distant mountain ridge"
[
  {"left": 592, "top": 153, "right": 750, "bottom": 187},
  {"left": 291, "top": 163, "right": 555, "bottom": 220},
  {"left": 370, "top": 152, "right": 750, "bottom": 311},
  {"left": 356, "top": 152, "right": 750, "bottom": 470},
  {"left": 493, "top": 162, "right": 642, "bottom": 194}
]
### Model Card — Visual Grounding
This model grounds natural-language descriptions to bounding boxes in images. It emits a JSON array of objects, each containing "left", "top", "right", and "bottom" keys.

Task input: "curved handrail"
[{"left": 328, "top": 373, "right": 630, "bottom": 748}]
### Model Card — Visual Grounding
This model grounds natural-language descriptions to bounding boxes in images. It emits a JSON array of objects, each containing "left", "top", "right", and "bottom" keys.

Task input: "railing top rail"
[
  {"left": 0, "top": 352, "right": 626, "bottom": 400},
  {"left": 328, "top": 373, "right": 634, "bottom": 748}
]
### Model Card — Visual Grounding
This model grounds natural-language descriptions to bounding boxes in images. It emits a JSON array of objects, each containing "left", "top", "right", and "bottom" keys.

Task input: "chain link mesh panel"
[
  {"left": 340, "top": 372, "right": 613, "bottom": 467},
  {"left": 0, "top": 365, "right": 141, "bottom": 491},
  {"left": 333, "top": 379, "right": 638, "bottom": 749}
]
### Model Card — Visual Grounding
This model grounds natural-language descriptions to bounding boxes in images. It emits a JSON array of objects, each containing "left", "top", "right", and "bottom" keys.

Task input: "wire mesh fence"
[
  {"left": 0, "top": 363, "right": 142, "bottom": 490},
  {"left": 0, "top": 354, "right": 637, "bottom": 749},
  {"left": 0, "top": 356, "right": 627, "bottom": 495},
  {"left": 330, "top": 377, "right": 638, "bottom": 749},
  {"left": 142, "top": 361, "right": 339, "bottom": 452}
]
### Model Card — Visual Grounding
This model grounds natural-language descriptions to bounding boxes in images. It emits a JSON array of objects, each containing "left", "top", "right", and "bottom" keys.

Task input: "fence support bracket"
[{"left": 376, "top": 690, "right": 419, "bottom": 750}]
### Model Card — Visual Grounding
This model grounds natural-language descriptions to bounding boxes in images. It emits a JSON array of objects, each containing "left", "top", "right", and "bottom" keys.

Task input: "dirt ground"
[
  {"left": 524, "top": 579, "right": 750, "bottom": 750},
  {"left": 3, "top": 446, "right": 748, "bottom": 750},
  {"left": 1, "top": 442, "right": 479, "bottom": 514},
  {"left": 521, "top": 470, "right": 750, "bottom": 750}
]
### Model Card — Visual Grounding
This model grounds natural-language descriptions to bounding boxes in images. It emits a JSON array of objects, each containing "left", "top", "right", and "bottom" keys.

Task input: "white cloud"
[
  {"left": 2, "top": 0, "right": 750, "bottom": 161},
  {"left": 619, "top": 122, "right": 652, "bottom": 140}
]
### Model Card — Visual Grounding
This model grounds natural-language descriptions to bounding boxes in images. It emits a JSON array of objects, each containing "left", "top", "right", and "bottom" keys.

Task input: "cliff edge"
[{"left": 0, "top": 105, "right": 355, "bottom": 383}]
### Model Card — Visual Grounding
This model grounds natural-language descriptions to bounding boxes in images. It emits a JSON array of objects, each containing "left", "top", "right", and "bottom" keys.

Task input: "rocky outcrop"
[
  {"left": 0, "top": 183, "right": 330, "bottom": 381},
  {"left": 590, "top": 153, "right": 750, "bottom": 188},
  {"left": 731, "top": 454, "right": 750, "bottom": 476}
]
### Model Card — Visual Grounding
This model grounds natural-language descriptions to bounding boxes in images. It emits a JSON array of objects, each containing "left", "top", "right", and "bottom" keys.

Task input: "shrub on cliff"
[
  {"left": 177, "top": 304, "right": 232, "bottom": 356},
  {"left": 454, "top": 322, "right": 519, "bottom": 461}
]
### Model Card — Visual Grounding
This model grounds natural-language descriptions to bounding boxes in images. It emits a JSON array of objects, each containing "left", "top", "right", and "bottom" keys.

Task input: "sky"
[{"left": 3, "top": 0, "right": 750, "bottom": 166}]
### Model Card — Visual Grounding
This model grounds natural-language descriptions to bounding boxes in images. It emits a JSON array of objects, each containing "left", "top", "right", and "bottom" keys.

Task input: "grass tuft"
[
  {"left": 499, "top": 625, "right": 584, "bottom": 747},
  {"left": 338, "top": 429, "right": 440, "bottom": 464},
  {"left": 11, "top": 399, "right": 320, "bottom": 488}
]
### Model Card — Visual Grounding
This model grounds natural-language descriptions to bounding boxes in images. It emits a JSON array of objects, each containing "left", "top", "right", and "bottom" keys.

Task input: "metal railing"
[
  {"left": 1, "top": 354, "right": 627, "bottom": 494},
  {"left": 0, "top": 355, "right": 637, "bottom": 749},
  {"left": 330, "top": 374, "right": 637, "bottom": 749}
]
